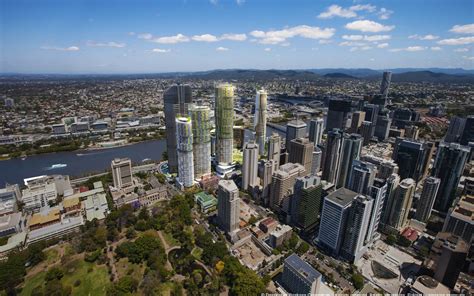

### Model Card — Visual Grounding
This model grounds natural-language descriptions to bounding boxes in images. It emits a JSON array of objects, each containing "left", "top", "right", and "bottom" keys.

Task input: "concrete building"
[
  {"left": 194, "top": 191, "right": 218, "bottom": 213},
  {"left": 0, "top": 184, "right": 20, "bottom": 216},
  {"left": 176, "top": 117, "right": 194, "bottom": 188},
  {"left": 291, "top": 175, "right": 322, "bottom": 233},
  {"left": 215, "top": 84, "right": 235, "bottom": 176},
  {"left": 285, "top": 120, "right": 306, "bottom": 152},
  {"left": 350, "top": 111, "right": 365, "bottom": 133},
  {"left": 365, "top": 179, "right": 387, "bottom": 244},
  {"left": 415, "top": 177, "right": 441, "bottom": 222},
  {"left": 445, "top": 116, "right": 467, "bottom": 143},
  {"left": 267, "top": 133, "right": 281, "bottom": 170},
  {"left": 347, "top": 160, "right": 377, "bottom": 195},
  {"left": 381, "top": 174, "right": 401, "bottom": 227},
  {"left": 189, "top": 105, "right": 211, "bottom": 179},
  {"left": 311, "top": 146, "right": 322, "bottom": 175},
  {"left": 309, "top": 118, "right": 324, "bottom": 146},
  {"left": 322, "top": 129, "right": 343, "bottom": 184},
  {"left": 388, "top": 178, "right": 416, "bottom": 231},
  {"left": 360, "top": 121, "right": 373, "bottom": 146},
  {"left": 288, "top": 138, "right": 313, "bottom": 175},
  {"left": 164, "top": 84, "right": 193, "bottom": 173},
  {"left": 111, "top": 158, "right": 133, "bottom": 189},
  {"left": 254, "top": 89, "right": 268, "bottom": 155},
  {"left": 408, "top": 276, "right": 450, "bottom": 296},
  {"left": 258, "top": 160, "right": 275, "bottom": 206},
  {"left": 270, "top": 163, "right": 305, "bottom": 212},
  {"left": 460, "top": 115, "right": 474, "bottom": 145},
  {"left": 432, "top": 141, "right": 471, "bottom": 213},
  {"left": 21, "top": 175, "right": 71, "bottom": 211},
  {"left": 217, "top": 180, "right": 240, "bottom": 233},
  {"left": 442, "top": 194, "right": 473, "bottom": 243},
  {"left": 269, "top": 224, "right": 293, "bottom": 248},
  {"left": 335, "top": 133, "right": 363, "bottom": 189},
  {"left": 242, "top": 141, "right": 259, "bottom": 191},
  {"left": 374, "top": 113, "right": 392, "bottom": 141},
  {"left": 326, "top": 98, "right": 351, "bottom": 131},
  {"left": 405, "top": 125, "right": 420, "bottom": 140},
  {"left": 282, "top": 254, "right": 322, "bottom": 295},
  {"left": 380, "top": 71, "right": 392, "bottom": 99},
  {"left": 392, "top": 138, "right": 433, "bottom": 182}
]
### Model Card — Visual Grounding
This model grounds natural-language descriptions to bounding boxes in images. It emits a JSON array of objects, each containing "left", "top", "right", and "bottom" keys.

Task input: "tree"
[
  {"left": 45, "top": 267, "right": 64, "bottom": 281},
  {"left": 296, "top": 241, "right": 310, "bottom": 255},
  {"left": 386, "top": 234, "right": 397, "bottom": 245},
  {"left": 351, "top": 272, "right": 364, "bottom": 290}
]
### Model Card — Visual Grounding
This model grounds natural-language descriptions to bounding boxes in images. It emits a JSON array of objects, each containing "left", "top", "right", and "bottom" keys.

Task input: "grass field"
[
  {"left": 162, "top": 231, "right": 180, "bottom": 248},
  {"left": 116, "top": 257, "right": 145, "bottom": 282}
]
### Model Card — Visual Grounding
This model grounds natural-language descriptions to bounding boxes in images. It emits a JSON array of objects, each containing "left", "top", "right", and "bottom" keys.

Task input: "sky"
[{"left": 1, "top": 0, "right": 473, "bottom": 74}]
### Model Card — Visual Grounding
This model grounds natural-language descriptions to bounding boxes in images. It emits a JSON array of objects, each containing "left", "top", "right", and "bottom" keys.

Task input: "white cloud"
[
  {"left": 152, "top": 34, "right": 190, "bottom": 44},
  {"left": 192, "top": 34, "right": 219, "bottom": 42},
  {"left": 377, "top": 43, "right": 389, "bottom": 48},
  {"left": 317, "top": 4, "right": 375, "bottom": 19},
  {"left": 462, "top": 56, "right": 474, "bottom": 60},
  {"left": 389, "top": 46, "right": 426, "bottom": 52},
  {"left": 216, "top": 46, "right": 229, "bottom": 51},
  {"left": 220, "top": 33, "right": 247, "bottom": 41},
  {"left": 454, "top": 48, "right": 469, "bottom": 52},
  {"left": 151, "top": 48, "right": 170, "bottom": 53},
  {"left": 360, "top": 46, "right": 373, "bottom": 50},
  {"left": 339, "top": 41, "right": 367, "bottom": 47},
  {"left": 345, "top": 20, "right": 394, "bottom": 32},
  {"left": 250, "top": 25, "right": 335, "bottom": 44},
  {"left": 408, "top": 34, "right": 439, "bottom": 40},
  {"left": 437, "top": 36, "right": 474, "bottom": 45},
  {"left": 342, "top": 35, "right": 364, "bottom": 41},
  {"left": 87, "top": 41, "right": 126, "bottom": 48},
  {"left": 264, "top": 48, "right": 271, "bottom": 52},
  {"left": 450, "top": 24, "right": 474, "bottom": 34},
  {"left": 236, "top": 0, "right": 245, "bottom": 5},
  {"left": 377, "top": 8, "right": 393, "bottom": 20},
  {"left": 350, "top": 4, "right": 376, "bottom": 12},
  {"left": 41, "top": 46, "right": 80, "bottom": 51},
  {"left": 341, "top": 34, "right": 390, "bottom": 41},
  {"left": 431, "top": 46, "right": 442, "bottom": 51},
  {"left": 209, "top": 0, "right": 218, "bottom": 5},
  {"left": 128, "top": 32, "right": 136, "bottom": 36},
  {"left": 319, "top": 39, "right": 333, "bottom": 44},
  {"left": 138, "top": 33, "right": 153, "bottom": 40}
]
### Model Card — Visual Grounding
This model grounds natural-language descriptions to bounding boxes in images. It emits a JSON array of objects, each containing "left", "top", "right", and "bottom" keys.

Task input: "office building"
[
  {"left": 327, "top": 98, "right": 352, "bottom": 131},
  {"left": 360, "top": 121, "right": 373, "bottom": 146},
  {"left": 189, "top": 105, "right": 211, "bottom": 179},
  {"left": 258, "top": 160, "right": 275, "bottom": 205},
  {"left": 392, "top": 108, "right": 420, "bottom": 128},
  {"left": 268, "top": 133, "right": 281, "bottom": 170},
  {"left": 286, "top": 120, "right": 306, "bottom": 152},
  {"left": 164, "top": 84, "right": 192, "bottom": 173},
  {"left": 380, "top": 71, "right": 392, "bottom": 99},
  {"left": 217, "top": 180, "right": 240, "bottom": 233},
  {"left": 333, "top": 133, "right": 363, "bottom": 189},
  {"left": 374, "top": 113, "right": 392, "bottom": 141},
  {"left": 309, "top": 118, "right": 324, "bottom": 146},
  {"left": 0, "top": 185, "right": 20, "bottom": 216},
  {"left": 270, "top": 163, "right": 305, "bottom": 212},
  {"left": 269, "top": 224, "right": 293, "bottom": 248},
  {"left": 111, "top": 158, "right": 133, "bottom": 189},
  {"left": 282, "top": 254, "right": 322, "bottom": 295},
  {"left": 215, "top": 84, "right": 235, "bottom": 175},
  {"left": 349, "top": 111, "right": 365, "bottom": 133},
  {"left": 322, "top": 129, "right": 343, "bottom": 184},
  {"left": 291, "top": 176, "right": 322, "bottom": 232},
  {"left": 365, "top": 179, "right": 387, "bottom": 244},
  {"left": 432, "top": 142, "right": 471, "bottom": 213},
  {"left": 387, "top": 178, "right": 416, "bottom": 231},
  {"left": 347, "top": 160, "right": 377, "bottom": 195},
  {"left": 288, "top": 138, "right": 313, "bottom": 175},
  {"left": 381, "top": 174, "right": 401, "bottom": 227},
  {"left": 405, "top": 125, "right": 420, "bottom": 140},
  {"left": 393, "top": 138, "right": 432, "bottom": 182},
  {"left": 442, "top": 194, "right": 473, "bottom": 243},
  {"left": 364, "top": 104, "right": 379, "bottom": 126},
  {"left": 176, "top": 117, "right": 194, "bottom": 188},
  {"left": 445, "top": 116, "right": 466, "bottom": 143},
  {"left": 311, "top": 146, "right": 322, "bottom": 175},
  {"left": 254, "top": 89, "right": 268, "bottom": 155},
  {"left": 242, "top": 141, "right": 259, "bottom": 191},
  {"left": 415, "top": 177, "right": 441, "bottom": 222},
  {"left": 460, "top": 115, "right": 474, "bottom": 145}
]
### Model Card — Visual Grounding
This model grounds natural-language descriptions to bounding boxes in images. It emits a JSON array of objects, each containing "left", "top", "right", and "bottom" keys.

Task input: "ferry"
[{"left": 51, "top": 164, "right": 67, "bottom": 169}]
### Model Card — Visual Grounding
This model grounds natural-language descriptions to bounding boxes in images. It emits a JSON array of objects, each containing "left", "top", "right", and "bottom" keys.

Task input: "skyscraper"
[
  {"left": 286, "top": 120, "right": 307, "bottom": 152},
  {"left": 322, "top": 129, "right": 343, "bottom": 184},
  {"left": 176, "top": 117, "right": 194, "bottom": 188},
  {"left": 242, "top": 141, "right": 259, "bottom": 191},
  {"left": 393, "top": 138, "right": 432, "bottom": 182},
  {"left": 374, "top": 113, "right": 392, "bottom": 141},
  {"left": 268, "top": 133, "right": 281, "bottom": 170},
  {"left": 349, "top": 111, "right": 365, "bottom": 133},
  {"left": 347, "top": 160, "right": 377, "bottom": 195},
  {"left": 164, "top": 84, "right": 192, "bottom": 173},
  {"left": 445, "top": 116, "right": 466, "bottom": 143},
  {"left": 381, "top": 173, "right": 400, "bottom": 227},
  {"left": 258, "top": 159, "right": 275, "bottom": 206},
  {"left": 270, "top": 163, "right": 305, "bottom": 212},
  {"left": 288, "top": 138, "right": 314, "bottom": 175},
  {"left": 326, "top": 98, "right": 352, "bottom": 131},
  {"left": 111, "top": 158, "right": 132, "bottom": 189},
  {"left": 189, "top": 105, "right": 211, "bottom": 179},
  {"left": 282, "top": 254, "right": 322, "bottom": 295},
  {"left": 217, "top": 180, "right": 240, "bottom": 233},
  {"left": 291, "top": 175, "right": 322, "bottom": 232},
  {"left": 309, "top": 118, "right": 324, "bottom": 146},
  {"left": 460, "top": 115, "right": 474, "bottom": 145},
  {"left": 380, "top": 71, "right": 392, "bottom": 99},
  {"left": 387, "top": 178, "right": 416, "bottom": 231},
  {"left": 365, "top": 179, "right": 387, "bottom": 244},
  {"left": 415, "top": 177, "right": 441, "bottom": 222},
  {"left": 254, "top": 89, "right": 268, "bottom": 155},
  {"left": 311, "top": 146, "right": 322, "bottom": 175},
  {"left": 360, "top": 121, "right": 373, "bottom": 146},
  {"left": 335, "top": 133, "right": 363, "bottom": 188},
  {"left": 215, "top": 84, "right": 235, "bottom": 176},
  {"left": 432, "top": 142, "right": 471, "bottom": 212}
]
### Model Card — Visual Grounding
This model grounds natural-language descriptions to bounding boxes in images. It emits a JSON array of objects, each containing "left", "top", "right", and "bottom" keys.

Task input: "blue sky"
[{"left": 1, "top": 0, "right": 473, "bottom": 73}]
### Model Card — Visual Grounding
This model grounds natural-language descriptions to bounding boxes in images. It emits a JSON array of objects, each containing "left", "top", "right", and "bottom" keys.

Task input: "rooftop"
[
  {"left": 412, "top": 276, "right": 450, "bottom": 295},
  {"left": 326, "top": 187, "right": 358, "bottom": 207},
  {"left": 30, "top": 208, "right": 61, "bottom": 227},
  {"left": 218, "top": 180, "right": 238, "bottom": 192},
  {"left": 285, "top": 253, "right": 321, "bottom": 283}
]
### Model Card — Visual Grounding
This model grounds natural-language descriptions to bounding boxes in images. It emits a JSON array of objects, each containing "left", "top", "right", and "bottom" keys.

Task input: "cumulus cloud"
[
  {"left": 341, "top": 34, "right": 391, "bottom": 41},
  {"left": 152, "top": 34, "right": 190, "bottom": 44},
  {"left": 317, "top": 4, "right": 375, "bottom": 19},
  {"left": 236, "top": 0, "right": 245, "bottom": 5},
  {"left": 41, "top": 46, "right": 80, "bottom": 51},
  {"left": 216, "top": 46, "right": 229, "bottom": 51},
  {"left": 454, "top": 48, "right": 469, "bottom": 52},
  {"left": 192, "top": 34, "right": 219, "bottom": 42},
  {"left": 209, "top": 0, "right": 218, "bottom": 5},
  {"left": 264, "top": 48, "right": 272, "bottom": 52},
  {"left": 437, "top": 36, "right": 474, "bottom": 45},
  {"left": 431, "top": 46, "right": 442, "bottom": 51},
  {"left": 463, "top": 56, "right": 474, "bottom": 60},
  {"left": 377, "top": 8, "right": 393, "bottom": 20},
  {"left": 408, "top": 34, "right": 439, "bottom": 40},
  {"left": 339, "top": 41, "right": 367, "bottom": 47},
  {"left": 250, "top": 25, "right": 335, "bottom": 44},
  {"left": 345, "top": 20, "right": 394, "bottom": 32},
  {"left": 389, "top": 46, "right": 426, "bottom": 52},
  {"left": 220, "top": 33, "right": 247, "bottom": 41},
  {"left": 449, "top": 24, "right": 474, "bottom": 34},
  {"left": 151, "top": 48, "right": 170, "bottom": 53},
  {"left": 138, "top": 33, "right": 153, "bottom": 40},
  {"left": 377, "top": 43, "right": 389, "bottom": 48},
  {"left": 87, "top": 41, "right": 126, "bottom": 48},
  {"left": 319, "top": 39, "right": 333, "bottom": 44}
]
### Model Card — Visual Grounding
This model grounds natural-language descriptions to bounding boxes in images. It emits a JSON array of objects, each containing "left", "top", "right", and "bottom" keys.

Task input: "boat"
[
  {"left": 51, "top": 164, "right": 67, "bottom": 169},
  {"left": 142, "top": 158, "right": 151, "bottom": 162}
]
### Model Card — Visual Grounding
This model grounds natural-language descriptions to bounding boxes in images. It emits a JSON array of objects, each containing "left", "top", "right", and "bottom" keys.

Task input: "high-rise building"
[
  {"left": 365, "top": 179, "right": 387, "bottom": 244},
  {"left": 347, "top": 160, "right": 377, "bottom": 195},
  {"left": 111, "top": 158, "right": 133, "bottom": 189},
  {"left": 326, "top": 98, "right": 352, "bottom": 131},
  {"left": 387, "top": 178, "right": 416, "bottom": 231},
  {"left": 364, "top": 104, "right": 379, "bottom": 125},
  {"left": 286, "top": 120, "right": 307, "bottom": 152},
  {"left": 288, "top": 138, "right": 314, "bottom": 175},
  {"left": 415, "top": 177, "right": 441, "bottom": 222},
  {"left": 217, "top": 180, "right": 240, "bottom": 233},
  {"left": 393, "top": 138, "right": 433, "bottom": 182},
  {"left": 322, "top": 129, "right": 343, "bottom": 184},
  {"left": 432, "top": 142, "right": 471, "bottom": 213},
  {"left": 335, "top": 133, "right": 363, "bottom": 188},
  {"left": 215, "top": 84, "right": 235, "bottom": 176},
  {"left": 311, "top": 146, "right": 322, "bottom": 175},
  {"left": 309, "top": 118, "right": 324, "bottom": 146},
  {"left": 189, "top": 105, "right": 211, "bottom": 179},
  {"left": 381, "top": 174, "right": 400, "bottom": 227},
  {"left": 404, "top": 125, "right": 420, "bottom": 140},
  {"left": 254, "top": 89, "right": 268, "bottom": 156},
  {"left": 350, "top": 111, "right": 365, "bottom": 133},
  {"left": 374, "top": 113, "right": 392, "bottom": 141},
  {"left": 291, "top": 176, "right": 322, "bottom": 232},
  {"left": 361, "top": 154, "right": 399, "bottom": 180},
  {"left": 258, "top": 160, "right": 275, "bottom": 206},
  {"left": 242, "top": 142, "right": 259, "bottom": 191},
  {"left": 164, "top": 85, "right": 192, "bottom": 173},
  {"left": 340, "top": 195, "right": 373, "bottom": 262},
  {"left": 360, "top": 121, "right": 373, "bottom": 146},
  {"left": 176, "top": 117, "right": 194, "bottom": 188},
  {"left": 282, "top": 254, "right": 322, "bottom": 295},
  {"left": 445, "top": 116, "right": 467, "bottom": 143},
  {"left": 380, "top": 71, "right": 392, "bottom": 99},
  {"left": 268, "top": 133, "right": 281, "bottom": 170},
  {"left": 460, "top": 115, "right": 474, "bottom": 146},
  {"left": 442, "top": 194, "right": 473, "bottom": 243},
  {"left": 270, "top": 163, "right": 305, "bottom": 212}
]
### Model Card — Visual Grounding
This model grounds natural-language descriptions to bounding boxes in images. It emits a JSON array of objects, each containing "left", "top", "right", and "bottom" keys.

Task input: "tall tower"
[
  {"left": 288, "top": 138, "right": 314, "bottom": 175},
  {"left": 164, "top": 85, "right": 192, "bottom": 173},
  {"left": 242, "top": 142, "right": 259, "bottom": 191},
  {"left": 217, "top": 180, "right": 240, "bottom": 233},
  {"left": 309, "top": 118, "right": 324, "bottom": 147},
  {"left": 291, "top": 175, "right": 322, "bottom": 233},
  {"left": 270, "top": 163, "right": 305, "bottom": 212},
  {"left": 189, "top": 105, "right": 211, "bottom": 179},
  {"left": 381, "top": 173, "right": 400, "bottom": 227},
  {"left": 176, "top": 117, "right": 194, "bottom": 188},
  {"left": 326, "top": 99, "right": 352, "bottom": 131},
  {"left": 111, "top": 158, "right": 132, "bottom": 189},
  {"left": 286, "top": 120, "right": 307, "bottom": 152},
  {"left": 432, "top": 142, "right": 471, "bottom": 212},
  {"left": 365, "top": 179, "right": 387, "bottom": 244},
  {"left": 415, "top": 177, "right": 441, "bottom": 222},
  {"left": 254, "top": 89, "right": 268, "bottom": 156},
  {"left": 215, "top": 84, "right": 235, "bottom": 175},
  {"left": 258, "top": 159, "right": 275, "bottom": 206},
  {"left": 336, "top": 133, "right": 363, "bottom": 189},
  {"left": 311, "top": 146, "right": 322, "bottom": 175},
  {"left": 350, "top": 111, "right": 365, "bottom": 134},
  {"left": 360, "top": 121, "right": 373, "bottom": 146},
  {"left": 347, "top": 160, "right": 377, "bottom": 195},
  {"left": 322, "top": 129, "right": 343, "bottom": 184},
  {"left": 388, "top": 178, "right": 416, "bottom": 231},
  {"left": 393, "top": 138, "right": 433, "bottom": 182},
  {"left": 380, "top": 71, "right": 392, "bottom": 99},
  {"left": 268, "top": 133, "right": 281, "bottom": 170}
]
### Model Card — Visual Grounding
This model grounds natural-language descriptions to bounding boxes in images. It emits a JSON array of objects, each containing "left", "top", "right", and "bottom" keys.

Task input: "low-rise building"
[
  {"left": 269, "top": 224, "right": 293, "bottom": 248},
  {"left": 139, "top": 186, "right": 168, "bottom": 207},
  {"left": 194, "top": 191, "right": 217, "bottom": 213},
  {"left": 0, "top": 212, "right": 22, "bottom": 237}
]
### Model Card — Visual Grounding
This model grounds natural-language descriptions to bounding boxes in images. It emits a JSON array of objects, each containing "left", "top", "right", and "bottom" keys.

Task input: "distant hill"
[
  {"left": 181, "top": 69, "right": 322, "bottom": 81},
  {"left": 323, "top": 72, "right": 358, "bottom": 79},
  {"left": 367, "top": 71, "right": 474, "bottom": 83},
  {"left": 310, "top": 68, "right": 380, "bottom": 77}
]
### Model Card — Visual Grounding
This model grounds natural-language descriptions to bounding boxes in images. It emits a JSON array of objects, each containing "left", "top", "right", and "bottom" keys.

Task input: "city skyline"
[{"left": 1, "top": 0, "right": 473, "bottom": 73}]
